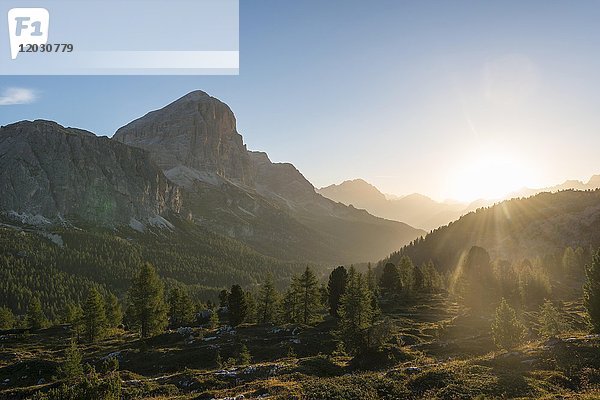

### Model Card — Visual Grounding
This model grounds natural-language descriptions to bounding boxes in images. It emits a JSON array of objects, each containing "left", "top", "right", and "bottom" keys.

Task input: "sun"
[{"left": 446, "top": 151, "right": 532, "bottom": 203}]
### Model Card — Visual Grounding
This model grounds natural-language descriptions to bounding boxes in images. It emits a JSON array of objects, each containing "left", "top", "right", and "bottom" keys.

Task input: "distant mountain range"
[
  {"left": 318, "top": 175, "right": 600, "bottom": 231},
  {"left": 0, "top": 91, "right": 425, "bottom": 265}
]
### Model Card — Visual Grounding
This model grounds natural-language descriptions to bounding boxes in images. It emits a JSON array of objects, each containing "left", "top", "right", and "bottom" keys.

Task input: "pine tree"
[
  {"left": 126, "top": 263, "right": 168, "bottom": 338},
  {"left": 398, "top": 256, "right": 415, "bottom": 294},
  {"left": 59, "top": 338, "right": 83, "bottom": 379},
  {"left": 218, "top": 289, "right": 229, "bottom": 308},
  {"left": 82, "top": 287, "right": 108, "bottom": 343},
  {"left": 209, "top": 309, "right": 220, "bottom": 329},
  {"left": 105, "top": 294, "right": 123, "bottom": 328},
  {"left": 258, "top": 275, "right": 280, "bottom": 324},
  {"left": 228, "top": 284, "right": 248, "bottom": 327},
  {"left": 456, "top": 246, "right": 497, "bottom": 311},
  {"left": 413, "top": 264, "right": 424, "bottom": 292},
  {"left": 283, "top": 277, "right": 301, "bottom": 323},
  {"left": 297, "top": 267, "right": 321, "bottom": 325},
  {"left": 0, "top": 306, "right": 15, "bottom": 330},
  {"left": 245, "top": 291, "right": 257, "bottom": 324},
  {"left": 64, "top": 303, "right": 84, "bottom": 340},
  {"left": 168, "top": 287, "right": 195, "bottom": 328},
  {"left": 491, "top": 298, "right": 525, "bottom": 350},
  {"left": 327, "top": 266, "right": 348, "bottom": 317},
  {"left": 26, "top": 297, "right": 47, "bottom": 330},
  {"left": 237, "top": 343, "right": 252, "bottom": 365},
  {"left": 338, "top": 268, "right": 374, "bottom": 353},
  {"left": 583, "top": 250, "right": 600, "bottom": 332},
  {"left": 379, "top": 262, "right": 401, "bottom": 295},
  {"left": 539, "top": 299, "right": 569, "bottom": 338}
]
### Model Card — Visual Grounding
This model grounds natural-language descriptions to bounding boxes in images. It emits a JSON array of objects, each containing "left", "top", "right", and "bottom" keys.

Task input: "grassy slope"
[{"left": 2, "top": 294, "right": 598, "bottom": 399}]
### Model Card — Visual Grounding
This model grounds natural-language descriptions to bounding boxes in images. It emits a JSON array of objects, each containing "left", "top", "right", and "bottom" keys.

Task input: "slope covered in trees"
[
  {"left": 384, "top": 190, "right": 600, "bottom": 272},
  {"left": 0, "top": 216, "right": 311, "bottom": 321}
]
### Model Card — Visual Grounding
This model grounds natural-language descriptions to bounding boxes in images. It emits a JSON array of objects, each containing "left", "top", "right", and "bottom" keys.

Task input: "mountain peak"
[{"left": 172, "top": 90, "right": 213, "bottom": 104}]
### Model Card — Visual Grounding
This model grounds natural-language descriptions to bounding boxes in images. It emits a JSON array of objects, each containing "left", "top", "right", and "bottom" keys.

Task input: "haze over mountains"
[
  {"left": 0, "top": 90, "right": 424, "bottom": 265},
  {"left": 318, "top": 175, "right": 600, "bottom": 231},
  {"left": 383, "top": 189, "right": 600, "bottom": 273}
]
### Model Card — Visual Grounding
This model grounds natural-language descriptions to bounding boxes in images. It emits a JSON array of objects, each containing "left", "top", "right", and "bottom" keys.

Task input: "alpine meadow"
[{"left": 1, "top": 1, "right": 600, "bottom": 400}]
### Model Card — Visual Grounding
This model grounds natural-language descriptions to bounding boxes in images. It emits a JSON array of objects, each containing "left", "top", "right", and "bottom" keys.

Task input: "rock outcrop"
[
  {"left": 0, "top": 120, "right": 181, "bottom": 226},
  {"left": 114, "top": 91, "right": 253, "bottom": 186}
]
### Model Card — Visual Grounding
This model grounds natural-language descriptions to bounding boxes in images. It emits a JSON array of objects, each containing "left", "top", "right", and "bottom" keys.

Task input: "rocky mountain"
[
  {"left": 0, "top": 91, "right": 423, "bottom": 264},
  {"left": 0, "top": 120, "right": 181, "bottom": 226},
  {"left": 318, "top": 179, "right": 467, "bottom": 231},
  {"left": 112, "top": 91, "right": 426, "bottom": 263},
  {"left": 383, "top": 189, "right": 600, "bottom": 272}
]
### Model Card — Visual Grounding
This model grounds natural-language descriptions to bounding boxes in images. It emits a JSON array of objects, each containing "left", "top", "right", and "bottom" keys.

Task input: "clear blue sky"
[{"left": 2, "top": 1, "right": 600, "bottom": 201}]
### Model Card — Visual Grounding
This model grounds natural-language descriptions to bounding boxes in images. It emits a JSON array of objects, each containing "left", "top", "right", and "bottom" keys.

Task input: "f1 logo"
[{"left": 7, "top": 8, "right": 49, "bottom": 60}]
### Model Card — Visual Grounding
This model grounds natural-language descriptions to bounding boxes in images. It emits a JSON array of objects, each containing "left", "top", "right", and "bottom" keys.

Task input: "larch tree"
[
  {"left": 491, "top": 298, "right": 525, "bottom": 350},
  {"left": 0, "top": 306, "right": 15, "bottom": 330},
  {"left": 258, "top": 275, "right": 280, "bottom": 324},
  {"left": 539, "top": 299, "right": 569, "bottom": 338},
  {"left": 168, "top": 287, "right": 195, "bottom": 328},
  {"left": 379, "top": 262, "right": 401, "bottom": 295},
  {"left": 338, "top": 268, "right": 374, "bottom": 353},
  {"left": 105, "top": 293, "right": 123, "bottom": 328},
  {"left": 26, "top": 297, "right": 47, "bottom": 330},
  {"left": 298, "top": 266, "right": 321, "bottom": 325},
  {"left": 126, "top": 263, "right": 168, "bottom": 338},
  {"left": 82, "top": 287, "right": 108, "bottom": 343}
]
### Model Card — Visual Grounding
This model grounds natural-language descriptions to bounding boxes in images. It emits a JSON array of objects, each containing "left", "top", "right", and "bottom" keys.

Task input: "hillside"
[
  {"left": 383, "top": 189, "right": 600, "bottom": 271},
  {"left": 0, "top": 215, "right": 311, "bottom": 321}
]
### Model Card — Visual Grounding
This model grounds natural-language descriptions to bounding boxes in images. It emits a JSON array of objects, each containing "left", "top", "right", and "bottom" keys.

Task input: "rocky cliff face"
[
  {"left": 113, "top": 91, "right": 425, "bottom": 263},
  {"left": 114, "top": 91, "right": 254, "bottom": 186},
  {"left": 0, "top": 120, "right": 181, "bottom": 226}
]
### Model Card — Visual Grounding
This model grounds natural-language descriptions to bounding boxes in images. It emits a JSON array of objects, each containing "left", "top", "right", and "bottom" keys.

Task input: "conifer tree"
[
  {"left": 59, "top": 338, "right": 83, "bottom": 379},
  {"left": 237, "top": 343, "right": 252, "bottom": 365},
  {"left": 105, "top": 293, "right": 123, "bottom": 328},
  {"left": 168, "top": 287, "right": 195, "bottom": 328},
  {"left": 327, "top": 266, "right": 348, "bottom": 317},
  {"left": 245, "top": 291, "right": 257, "bottom": 324},
  {"left": 218, "top": 289, "right": 229, "bottom": 308},
  {"left": 0, "top": 306, "right": 15, "bottom": 330},
  {"left": 413, "top": 264, "right": 424, "bottom": 292},
  {"left": 209, "top": 309, "right": 220, "bottom": 329},
  {"left": 298, "top": 266, "right": 321, "bottom": 325},
  {"left": 283, "top": 277, "right": 301, "bottom": 323},
  {"left": 258, "top": 275, "right": 280, "bottom": 324},
  {"left": 491, "top": 298, "right": 525, "bottom": 350},
  {"left": 583, "top": 250, "right": 600, "bottom": 332},
  {"left": 82, "top": 287, "right": 108, "bottom": 343},
  {"left": 539, "top": 299, "right": 569, "bottom": 338},
  {"left": 398, "top": 256, "right": 415, "bottom": 294},
  {"left": 126, "top": 263, "right": 168, "bottom": 338},
  {"left": 456, "top": 246, "right": 497, "bottom": 311},
  {"left": 338, "top": 268, "right": 374, "bottom": 352},
  {"left": 228, "top": 284, "right": 248, "bottom": 327},
  {"left": 26, "top": 297, "right": 47, "bottom": 330},
  {"left": 64, "top": 303, "right": 84, "bottom": 340},
  {"left": 379, "top": 262, "right": 401, "bottom": 295}
]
